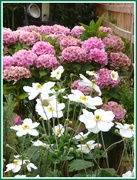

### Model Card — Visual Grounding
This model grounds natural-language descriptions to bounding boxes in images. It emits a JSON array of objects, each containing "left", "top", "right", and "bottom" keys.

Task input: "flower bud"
[
  {"left": 69, "top": 147, "right": 74, "bottom": 152},
  {"left": 39, "top": 117, "right": 44, "bottom": 121}
]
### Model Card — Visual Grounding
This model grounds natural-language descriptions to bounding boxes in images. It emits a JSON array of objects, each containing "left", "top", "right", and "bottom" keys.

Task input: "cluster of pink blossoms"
[
  {"left": 18, "top": 31, "right": 41, "bottom": 46},
  {"left": 3, "top": 66, "right": 31, "bottom": 82},
  {"left": 102, "top": 34, "right": 124, "bottom": 52},
  {"left": 95, "top": 68, "right": 120, "bottom": 88},
  {"left": 35, "top": 54, "right": 60, "bottom": 70},
  {"left": 71, "top": 80, "right": 91, "bottom": 95},
  {"left": 3, "top": 56, "right": 14, "bottom": 70},
  {"left": 59, "top": 46, "right": 87, "bottom": 63},
  {"left": 31, "top": 41, "right": 55, "bottom": 56},
  {"left": 17, "top": 25, "right": 40, "bottom": 32},
  {"left": 98, "top": 26, "right": 113, "bottom": 34},
  {"left": 109, "top": 52, "right": 131, "bottom": 68},
  {"left": 60, "top": 36, "right": 81, "bottom": 50},
  {"left": 70, "top": 25, "right": 85, "bottom": 38},
  {"left": 3, "top": 27, "right": 18, "bottom": 45},
  {"left": 12, "top": 50, "right": 37, "bottom": 68},
  {"left": 82, "top": 37, "right": 108, "bottom": 67},
  {"left": 102, "top": 101, "right": 126, "bottom": 121}
]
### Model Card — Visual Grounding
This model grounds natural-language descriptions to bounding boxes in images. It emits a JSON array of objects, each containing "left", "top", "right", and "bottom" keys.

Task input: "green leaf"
[
  {"left": 68, "top": 159, "right": 93, "bottom": 172},
  {"left": 89, "top": 20, "right": 96, "bottom": 30},
  {"left": 18, "top": 92, "right": 28, "bottom": 100},
  {"left": 39, "top": 69, "right": 47, "bottom": 78},
  {"left": 95, "top": 14, "right": 105, "bottom": 31},
  {"left": 100, "top": 168, "right": 117, "bottom": 177}
]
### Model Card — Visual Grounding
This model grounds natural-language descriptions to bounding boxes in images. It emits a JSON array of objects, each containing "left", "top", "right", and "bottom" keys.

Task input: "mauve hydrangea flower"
[
  {"left": 98, "top": 26, "right": 113, "bottom": 34},
  {"left": 102, "top": 34, "right": 124, "bottom": 52},
  {"left": 109, "top": 52, "right": 131, "bottom": 68},
  {"left": 71, "top": 80, "right": 91, "bottom": 95},
  {"left": 102, "top": 101, "right": 126, "bottom": 121},
  {"left": 82, "top": 37, "right": 108, "bottom": 67},
  {"left": 38, "top": 25, "right": 52, "bottom": 34},
  {"left": 87, "top": 48, "right": 108, "bottom": 67},
  {"left": 82, "top": 37, "right": 105, "bottom": 51},
  {"left": 59, "top": 46, "right": 87, "bottom": 63},
  {"left": 14, "top": 115, "right": 23, "bottom": 125},
  {"left": 12, "top": 50, "right": 37, "bottom": 68},
  {"left": 3, "top": 27, "right": 18, "bottom": 45},
  {"left": 19, "top": 31, "right": 41, "bottom": 46},
  {"left": 35, "top": 54, "right": 60, "bottom": 70},
  {"left": 31, "top": 41, "right": 55, "bottom": 56},
  {"left": 3, "top": 66, "right": 31, "bottom": 82},
  {"left": 71, "top": 25, "right": 85, "bottom": 38},
  {"left": 45, "top": 34, "right": 66, "bottom": 43},
  {"left": 95, "top": 68, "right": 120, "bottom": 88},
  {"left": 17, "top": 25, "right": 40, "bottom": 32},
  {"left": 3, "top": 56, "right": 14, "bottom": 70},
  {"left": 50, "top": 24, "right": 70, "bottom": 35},
  {"left": 60, "top": 36, "right": 81, "bottom": 50}
]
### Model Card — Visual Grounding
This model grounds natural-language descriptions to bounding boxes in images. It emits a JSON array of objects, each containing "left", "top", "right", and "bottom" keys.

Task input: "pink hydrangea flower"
[
  {"left": 102, "top": 101, "right": 126, "bottom": 121},
  {"left": 109, "top": 52, "right": 131, "bottom": 68},
  {"left": 59, "top": 46, "right": 87, "bottom": 63},
  {"left": 3, "top": 56, "right": 14, "bottom": 70},
  {"left": 17, "top": 25, "right": 40, "bottom": 32},
  {"left": 102, "top": 34, "right": 124, "bottom": 52},
  {"left": 31, "top": 41, "right": 55, "bottom": 56},
  {"left": 60, "top": 36, "right": 81, "bottom": 50},
  {"left": 19, "top": 31, "right": 41, "bottom": 46},
  {"left": 82, "top": 37, "right": 108, "bottom": 67},
  {"left": 35, "top": 54, "right": 60, "bottom": 70},
  {"left": 38, "top": 25, "right": 52, "bottom": 34},
  {"left": 50, "top": 24, "right": 70, "bottom": 35},
  {"left": 3, "top": 27, "right": 18, "bottom": 45},
  {"left": 99, "top": 26, "right": 113, "bottom": 34},
  {"left": 95, "top": 68, "right": 120, "bottom": 88},
  {"left": 14, "top": 115, "right": 23, "bottom": 125},
  {"left": 87, "top": 48, "right": 108, "bottom": 67},
  {"left": 71, "top": 80, "right": 91, "bottom": 95},
  {"left": 71, "top": 25, "right": 85, "bottom": 38},
  {"left": 3, "top": 66, "right": 31, "bottom": 82},
  {"left": 12, "top": 50, "right": 37, "bottom": 68}
]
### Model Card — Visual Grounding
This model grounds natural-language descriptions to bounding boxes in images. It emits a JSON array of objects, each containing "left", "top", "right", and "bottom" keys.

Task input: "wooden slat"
[{"left": 96, "top": 3, "right": 134, "bottom": 14}]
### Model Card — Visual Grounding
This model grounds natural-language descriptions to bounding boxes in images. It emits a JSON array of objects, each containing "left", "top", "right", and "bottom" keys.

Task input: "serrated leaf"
[
  {"left": 39, "top": 69, "right": 47, "bottom": 78},
  {"left": 68, "top": 159, "right": 93, "bottom": 172},
  {"left": 95, "top": 14, "right": 104, "bottom": 31},
  {"left": 100, "top": 168, "right": 117, "bottom": 177}
]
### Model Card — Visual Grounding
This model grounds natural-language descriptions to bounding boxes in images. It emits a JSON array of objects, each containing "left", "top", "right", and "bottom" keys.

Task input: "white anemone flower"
[
  {"left": 52, "top": 124, "right": 65, "bottom": 137},
  {"left": 86, "top": 70, "right": 99, "bottom": 78},
  {"left": 115, "top": 122, "right": 134, "bottom": 138},
  {"left": 79, "top": 74, "right": 101, "bottom": 96},
  {"left": 4, "top": 158, "right": 22, "bottom": 173},
  {"left": 122, "top": 169, "right": 134, "bottom": 177},
  {"left": 14, "top": 175, "right": 26, "bottom": 178},
  {"left": 74, "top": 132, "right": 90, "bottom": 141},
  {"left": 50, "top": 66, "right": 64, "bottom": 79},
  {"left": 23, "top": 160, "right": 37, "bottom": 172},
  {"left": 79, "top": 109, "right": 114, "bottom": 134},
  {"left": 68, "top": 90, "right": 102, "bottom": 109},
  {"left": 110, "top": 70, "right": 119, "bottom": 80},
  {"left": 23, "top": 82, "right": 55, "bottom": 100},
  {"left": 77, "top": 140, "right": 98, "bottom": 154},
  {"left": 36, "top": 99, "right": 65, "bottom": 120},
  {"left": 10, "top": 118, "right": 39, "bottom": 137},
  {"left": 31, "top": 140, "right": 50, "bottom": 148}
]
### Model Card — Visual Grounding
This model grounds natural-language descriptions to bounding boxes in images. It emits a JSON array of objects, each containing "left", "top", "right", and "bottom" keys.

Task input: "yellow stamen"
[
  {"left": 36, "top": 84, "right": 43, "bottom": 90},
  {"left": 22, "top": 124, "right": 30, "bottom": 130},
  {"left": 80, "top": 96, "right": 88, "bottom": 101},
  {"left": 94, "top": 115, "right": 102, "bottom": 122},
  {"left": 47, "top": 107, "right": 55, "bottom": 112}
]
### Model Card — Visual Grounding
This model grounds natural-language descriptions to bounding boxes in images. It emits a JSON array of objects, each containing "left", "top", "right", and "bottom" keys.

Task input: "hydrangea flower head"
[
  {"left": 13, "top": 50, "right": 37, "bottom": 68},
  {"left": 102, "top": 101, "right": 126, "bottom": 121},
  {"left": 31, "top": 41, "right": 55, "bottom": 56},
  {"left": 3, "top": 66, "right": 31, "bottom": 82},
  {"left": 3, "top": 27, "right": 18, "bottom": 45},
  {"left": 3, "top": 56, "right": 14, "bottom": 70},
  {"left": 95, "top": 68, "right": 120, "bottom": 88},
  {"left": 35, "top": 54, "right": 60, "bottom": 70},
  {"left": 59, "top": 46, "right": 87, "bottom": 63},
  {"left": 70, "top": 25, "right": 85, "bottom": 38}
]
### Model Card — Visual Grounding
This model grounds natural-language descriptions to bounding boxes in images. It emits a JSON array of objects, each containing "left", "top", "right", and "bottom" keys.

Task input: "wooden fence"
[{"left": 94, "top": 3, "right": 134, "bottom": 60}]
